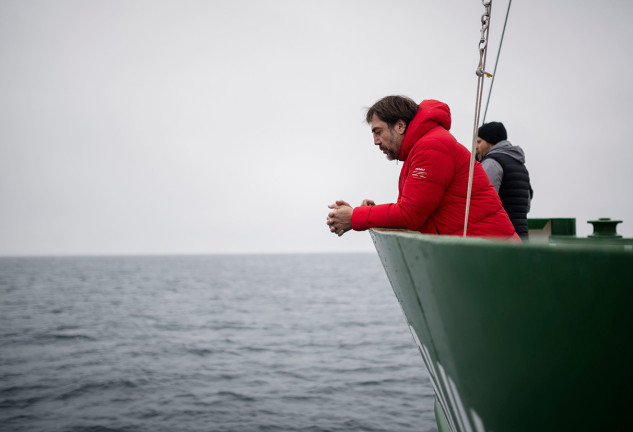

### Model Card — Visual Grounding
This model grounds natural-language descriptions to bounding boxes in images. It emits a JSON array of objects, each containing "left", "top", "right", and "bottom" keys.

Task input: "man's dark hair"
[{"left": 365, "top": 95, "right": 419, "bottom": 127}]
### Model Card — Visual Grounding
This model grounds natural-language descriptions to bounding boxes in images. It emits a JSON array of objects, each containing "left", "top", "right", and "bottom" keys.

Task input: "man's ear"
[{"left": 396, "top": 119, "right": 407, "bottom": 135}]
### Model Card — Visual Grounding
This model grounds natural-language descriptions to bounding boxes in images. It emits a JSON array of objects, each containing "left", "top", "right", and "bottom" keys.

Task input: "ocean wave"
[{"left": 57, "top": 380, "right": 141, "bottom": 401}]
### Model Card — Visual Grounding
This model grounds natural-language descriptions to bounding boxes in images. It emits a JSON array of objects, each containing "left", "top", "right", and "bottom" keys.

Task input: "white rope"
[{"left": 463, "top": 0, "right": 492, "bottom": 237}]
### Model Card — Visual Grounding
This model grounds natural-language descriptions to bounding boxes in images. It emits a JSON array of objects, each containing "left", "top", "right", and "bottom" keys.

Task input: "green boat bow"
[{"left": 370, "top": 221, "right": 633, "bottom": 431}]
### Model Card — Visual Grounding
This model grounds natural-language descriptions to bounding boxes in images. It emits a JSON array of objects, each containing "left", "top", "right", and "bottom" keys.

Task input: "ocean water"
[{"left": 0, "top": 254, "right": 436, "bottom": 432}]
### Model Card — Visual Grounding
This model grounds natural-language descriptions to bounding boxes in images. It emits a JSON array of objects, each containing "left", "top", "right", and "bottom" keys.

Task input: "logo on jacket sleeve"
[{"left": 411, "top": 167, "right": 427, "bottom": 179}]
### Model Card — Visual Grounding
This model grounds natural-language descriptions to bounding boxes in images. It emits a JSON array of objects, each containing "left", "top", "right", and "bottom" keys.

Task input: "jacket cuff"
[{"left": 351, "top": 206, "right": 371, "bottom": 231}]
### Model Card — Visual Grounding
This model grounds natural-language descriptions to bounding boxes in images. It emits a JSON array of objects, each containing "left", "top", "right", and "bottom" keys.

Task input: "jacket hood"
[
  {"left": 487, "top": 140, "right": 526, "bottom": 163},
  {"left": 399, "top": 100, "right": 452, "bottom": 161}
]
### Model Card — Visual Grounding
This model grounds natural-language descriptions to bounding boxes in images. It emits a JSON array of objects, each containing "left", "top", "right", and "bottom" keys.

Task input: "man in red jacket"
[{"left": 326, "top": 95, "right": 517, "bottom": 239}]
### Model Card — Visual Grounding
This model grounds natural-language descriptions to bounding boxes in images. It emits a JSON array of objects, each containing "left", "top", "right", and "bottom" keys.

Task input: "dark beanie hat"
[{"left": 478, "top": 122, "right": 507, "bottom": 145}]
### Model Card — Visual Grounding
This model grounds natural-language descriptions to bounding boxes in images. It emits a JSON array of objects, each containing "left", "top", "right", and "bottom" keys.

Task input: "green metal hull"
[{"left": 370, "top": 228, "right": 633, "bottom": 432}]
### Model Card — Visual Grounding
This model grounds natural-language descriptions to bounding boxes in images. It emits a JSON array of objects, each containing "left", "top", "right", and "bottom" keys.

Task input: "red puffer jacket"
[{"left": 351, "top": 100, "right": 517, "bottom": 238}]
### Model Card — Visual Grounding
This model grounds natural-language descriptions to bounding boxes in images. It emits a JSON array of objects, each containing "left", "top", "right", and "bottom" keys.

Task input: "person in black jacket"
[{"left": 476, "top": 122, "right": 533, "bottom": 239}]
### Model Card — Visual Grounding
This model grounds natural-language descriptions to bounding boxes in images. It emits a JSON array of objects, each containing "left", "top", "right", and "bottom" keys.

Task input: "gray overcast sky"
[{"left": 1, "top": 0, "right": 632, "bottom": 255}]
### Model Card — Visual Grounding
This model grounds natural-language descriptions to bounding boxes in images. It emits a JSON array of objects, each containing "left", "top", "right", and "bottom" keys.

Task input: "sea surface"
[{"left": 0, "top": 254, "right": 436, "bottom": 432}]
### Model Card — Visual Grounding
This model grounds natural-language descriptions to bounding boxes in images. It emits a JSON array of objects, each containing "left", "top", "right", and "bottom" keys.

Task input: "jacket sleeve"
[
  {"left": 351, "top": 143, "right": 452, "bottom": 231},
  {"left": 481, "top": 158, "right": 503, "bottom": 191}
]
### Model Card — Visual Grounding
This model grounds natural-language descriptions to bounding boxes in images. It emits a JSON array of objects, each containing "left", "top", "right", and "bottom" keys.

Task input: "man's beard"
[
  {"left": 383, "top": 127, "right": 400, "bottom": 160},
  {"left": 379, "top": 145, "right": 396, "bottom": 160}
]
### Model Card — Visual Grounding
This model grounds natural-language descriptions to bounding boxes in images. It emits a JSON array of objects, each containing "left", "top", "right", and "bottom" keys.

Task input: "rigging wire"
[
  {"left": 482, "top": 0, "right": 513, "bottom": 124},
  {"left": 463, "top": 0, "right": 492, "bottom": 237}
]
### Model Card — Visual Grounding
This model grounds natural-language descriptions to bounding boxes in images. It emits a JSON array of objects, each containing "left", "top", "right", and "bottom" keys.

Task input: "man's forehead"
[{"left": 370, "top": 115, "right": 388, "bottom": 131}]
